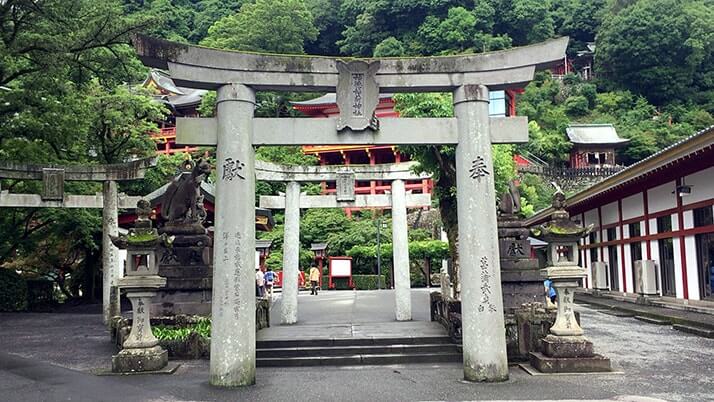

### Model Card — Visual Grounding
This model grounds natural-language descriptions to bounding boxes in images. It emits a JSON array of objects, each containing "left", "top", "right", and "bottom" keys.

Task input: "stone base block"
[
  {"left": 541, "top": 334, "right": 593, "bottom": 358},
  {"left": 112, "top": 345, "right": 168, "bottom": 373},
  {"left": 529, "top": 351, "right": 611, "bottom": 373}
]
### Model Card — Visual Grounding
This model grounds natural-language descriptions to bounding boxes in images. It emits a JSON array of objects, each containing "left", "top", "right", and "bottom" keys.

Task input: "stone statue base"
[
  {"left": 153, "top": 265, "right": 212, "bottom": 316},
  {"left": 154, "top": 224, "right": 213, "bottom": 316},
  {"left": 112, "top": 345, "right": 168, "bottom": 373},
  {"left": 529, "top": 334, "right": 611, "bottom": 373}
]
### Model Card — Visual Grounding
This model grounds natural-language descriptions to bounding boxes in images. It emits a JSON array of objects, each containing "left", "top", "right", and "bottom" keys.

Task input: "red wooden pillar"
[{"left": 369, "top": 150, "right": 376, "bottom": 195}]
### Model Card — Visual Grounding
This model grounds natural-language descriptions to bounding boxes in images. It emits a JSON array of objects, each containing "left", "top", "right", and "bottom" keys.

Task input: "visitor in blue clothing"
[
  {"left": 544, "top": 279, "right": 557, "bottom": 304},
  {"left": 264, "top": 267, "right": 276, "bottom": 297}
]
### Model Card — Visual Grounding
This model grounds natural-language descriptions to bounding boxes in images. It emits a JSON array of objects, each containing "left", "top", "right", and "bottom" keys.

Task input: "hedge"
[
  {"left": 352, "top": 274, "right": 389, "bottom": 290},
  {"left": 0, "top": 269, "right": 28, "bottom": 312}
]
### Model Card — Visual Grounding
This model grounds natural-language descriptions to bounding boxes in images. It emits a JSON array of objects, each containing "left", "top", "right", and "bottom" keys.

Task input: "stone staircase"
[{"left": 256, "top": 335, "right": 461, "bottom": 367}]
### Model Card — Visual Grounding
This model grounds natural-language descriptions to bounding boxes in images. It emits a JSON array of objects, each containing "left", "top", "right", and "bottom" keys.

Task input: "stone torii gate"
[
  {"left": 133, "top": 34, "right": 567, "bottom": 386},
  {"left": 0, "top": 158, "right": 155, "bottom": 324},
  {"left": 255, "top": 160, "right": 432, "bottom": 324}
]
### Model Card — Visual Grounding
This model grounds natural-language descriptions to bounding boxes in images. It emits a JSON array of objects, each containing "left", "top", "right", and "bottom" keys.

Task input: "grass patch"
[{"left": 152, "top": 318, "right": 211, "bottom": 340}]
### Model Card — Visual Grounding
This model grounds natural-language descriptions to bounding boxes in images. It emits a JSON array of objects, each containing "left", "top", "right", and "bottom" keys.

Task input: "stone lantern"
[
  {"left": 529, "top": 187, "right": 611, "bottom": 373},
  {"left": 110, "top": 199, "right": 170, "bottom": 373}
]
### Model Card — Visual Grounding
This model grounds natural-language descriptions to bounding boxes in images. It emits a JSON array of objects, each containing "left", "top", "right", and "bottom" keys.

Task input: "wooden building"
[
  {"left": 567, "top": 124, "right": 629, "bottom": 168},
  {"left": 527, "top": 125, "right": 714, "bottom": 301}
]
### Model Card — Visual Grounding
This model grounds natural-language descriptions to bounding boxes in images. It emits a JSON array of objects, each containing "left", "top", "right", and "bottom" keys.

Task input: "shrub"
[
  {"left": 0, "top": 269, "right": 28, "bottom": 312},
  {"left": 352, "top": 274, "right": 389, "bottom": 290}
]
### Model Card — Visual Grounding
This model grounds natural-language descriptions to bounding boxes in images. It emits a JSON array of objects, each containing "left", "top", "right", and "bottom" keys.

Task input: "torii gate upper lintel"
[{"left": 132, "top": 36, "right": 568, "bottom": 386}]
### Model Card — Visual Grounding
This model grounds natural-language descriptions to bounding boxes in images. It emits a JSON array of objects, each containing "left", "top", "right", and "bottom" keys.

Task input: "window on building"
[
  {"left": 693, "top": 206, "right": 714, "bottom": 228},
  {"left": 657, "top": 215, "right": 672, "bottom": 233},
  {"left": 629, "top": 222, "right": 641, "bottom": 238},
  {"left": 589, "top": 232, "right": 598, "bottom": 262},
  {"left": 607, "top": 227, "right": 617, "bottom": 242},
  {"left": 694, "top": 206, "right": 714, "bottom": 299},
  {"left": 658, "top": 237, "right": 676, "bottom": 296},
  {"left": 489, "top": 90, "right": 506, "bottom": 117}
]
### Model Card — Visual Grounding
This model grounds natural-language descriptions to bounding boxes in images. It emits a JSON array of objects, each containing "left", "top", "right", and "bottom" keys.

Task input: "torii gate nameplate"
[{"left": 336, "top": 60, "right": 380, "bottom": 132}]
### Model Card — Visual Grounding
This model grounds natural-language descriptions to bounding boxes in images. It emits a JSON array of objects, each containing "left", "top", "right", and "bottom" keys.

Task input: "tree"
[
  {"left": 596, "top": 0, "right": 714, "bottom": 107},
  {"left": 0, "top": 0, "right": 165, "bottom": 302},
  {"left": 201, "top": 0, "right": 318, "bottom": 54}
]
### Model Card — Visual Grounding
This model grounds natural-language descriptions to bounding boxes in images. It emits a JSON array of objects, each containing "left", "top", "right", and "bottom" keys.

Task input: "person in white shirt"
[{"left": 255, "top": 268, "right": 265, "bottom": 298}]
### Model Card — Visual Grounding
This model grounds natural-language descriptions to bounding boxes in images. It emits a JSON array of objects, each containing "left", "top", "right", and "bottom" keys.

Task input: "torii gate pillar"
[
  {"left": 391, "top": 179, "right": 412, "bottom": 321},
  {"left": 454, "top": 85, "right": 509, "bottom": 382},
  {"left": 209, "top": 83, "right": 257, "bottom": 387},
  {"left": 102, "top": 180, "right": 120, "bottom": 325},
  {"left": 281, "top": 181, "right": 301, "bottom": 324}
]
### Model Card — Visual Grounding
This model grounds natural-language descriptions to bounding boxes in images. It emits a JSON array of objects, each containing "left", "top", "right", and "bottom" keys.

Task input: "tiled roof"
[{"left": 566, "top": 124, "right": 629, "bottom": 145}]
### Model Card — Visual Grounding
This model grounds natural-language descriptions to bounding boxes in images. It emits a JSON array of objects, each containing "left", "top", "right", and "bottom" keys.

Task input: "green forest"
[{"left": 0, "top": 0, "right": 713, "bottom": 304}]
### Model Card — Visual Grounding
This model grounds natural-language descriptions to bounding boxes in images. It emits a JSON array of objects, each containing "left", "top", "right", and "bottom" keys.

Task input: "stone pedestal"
[
  {"left": 112, "top": 280, "right": 169, "bottom": 373},
  {"left": 113, "top": 345, "right": 169, "bottom": 373},
  {"left": 498, "top": 216, "right": 542, "bottom": 312},
  {"left": 155, "top": 222, "right": 213, "bottom": 316}
]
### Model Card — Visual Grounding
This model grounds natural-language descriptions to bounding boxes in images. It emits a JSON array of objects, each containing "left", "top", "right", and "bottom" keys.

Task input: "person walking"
[
  {"left": 255, "top": 267, "right": 265, "bottom": 298},
  {"left": 264, "top": 267, "right": 276, "bottom": 298},
  {"left": 309, "top": 265, "right": 321, "bottom": 295}
]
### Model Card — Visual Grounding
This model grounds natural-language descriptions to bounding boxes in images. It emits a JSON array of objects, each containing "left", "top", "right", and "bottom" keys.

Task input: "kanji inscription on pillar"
[
  {"left": 469, "top": 156, "right": 490, "bottom": 179},
  {"left": 336, "top": 60, "right": 380, "bottom": 131},
  {"left": 477, "top": 256, "right": 497, "bottom": 313},
  {"left": 222, "top": 158, "right": 245, "bottom": 181}
]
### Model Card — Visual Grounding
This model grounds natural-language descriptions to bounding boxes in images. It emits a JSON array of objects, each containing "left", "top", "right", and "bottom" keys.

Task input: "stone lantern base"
[
  {"left": 529, "top": 334, "right": 611, "bottom": 373},
  {"left": 112, "top": 345, "right": 168, "bottom": 373}
]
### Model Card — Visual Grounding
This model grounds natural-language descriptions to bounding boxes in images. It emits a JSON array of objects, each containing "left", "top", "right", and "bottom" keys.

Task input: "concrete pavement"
[{"left": 1, "top": 289, "right": 713, "bottom": 401}]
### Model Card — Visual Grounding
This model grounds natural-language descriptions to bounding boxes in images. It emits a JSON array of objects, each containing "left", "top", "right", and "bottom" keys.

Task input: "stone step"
[
  {"left": 672, "top": 324, "right": 714, "bottom": 338},
  {"left": 256, "top": 335, "right": 452, "bottom": 349},
  {"left": 634, "top": 315, "right": 671, "bottom": 325},
  {"left": 257, "top": 343, "right": 457, "bottom": 358},
  {"left": 257, "top": 352, "right": 462, "bottom": 367}
]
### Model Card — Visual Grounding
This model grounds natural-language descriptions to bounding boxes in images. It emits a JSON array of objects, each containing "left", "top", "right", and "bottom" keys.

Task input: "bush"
[
  {"left": 0, "top": 269, "right": 28, "bottom": 312},
  {"left": 352, "top": 274, "right": 389, "bottom": 290}
]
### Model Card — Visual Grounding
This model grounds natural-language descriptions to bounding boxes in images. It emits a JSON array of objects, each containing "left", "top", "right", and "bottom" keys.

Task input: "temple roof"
[
  {"left": 310, "top": 243, "right": 328, "bottom": 251},
  {"left": 143, "top": 70, "right": 207, "bottom": 110},
  {"left": 566, "top": 124, "right": 629, "bottom": 146},
  {"left": 292, "top": 93, "right": 393, "bottom": 107}
]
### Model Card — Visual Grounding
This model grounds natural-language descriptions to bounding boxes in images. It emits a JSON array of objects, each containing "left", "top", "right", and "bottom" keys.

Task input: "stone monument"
[
  {"left": 111, "top": 199, "right": 169, "bottom": 373},
  {"left": 155, "top": 159, "right": 213, "bottom": 316},
  {"left": 497, "top": 181, "right": 543, "bottom": 311},
  {"left": 529, "top": 187, "right": 611, "bottom": 373}
]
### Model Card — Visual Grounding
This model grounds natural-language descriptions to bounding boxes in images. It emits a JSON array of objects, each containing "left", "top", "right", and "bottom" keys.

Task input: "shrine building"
[
  {"left": 526, "top": 125, "right": 714, "bottom": 302},
  {"left": 567, "top": 124, "right": 629, "bottom": 169}
]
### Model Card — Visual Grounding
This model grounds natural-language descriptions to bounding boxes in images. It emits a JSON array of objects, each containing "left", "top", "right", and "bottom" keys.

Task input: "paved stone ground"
[{"left": 1, "top": 289, "right": 713, "bottom": 401}]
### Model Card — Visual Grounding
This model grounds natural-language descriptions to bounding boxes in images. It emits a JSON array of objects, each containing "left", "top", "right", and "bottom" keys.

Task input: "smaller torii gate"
[
  {"left": 0, "top": 158, "right": 156, "bottom": 324},
  {"left": 256, "top": 161, "right": 431, "bottom": 324}
]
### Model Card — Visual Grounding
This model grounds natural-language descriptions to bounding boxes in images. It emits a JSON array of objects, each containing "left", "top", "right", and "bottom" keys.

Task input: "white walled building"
[{"left": 527, "top": 126, "right": 714, "bottom": 301}]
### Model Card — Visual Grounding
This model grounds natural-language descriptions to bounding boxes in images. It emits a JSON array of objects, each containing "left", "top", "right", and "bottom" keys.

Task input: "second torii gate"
[
  {"left": 256, "top": 160, "right": 432, "bottom": 324},
  {"left": 0, "top": 158, "right": 155, "bottom": 324},
  {"left": 133, "top": 34, "right": 567, "bottom": 385}
]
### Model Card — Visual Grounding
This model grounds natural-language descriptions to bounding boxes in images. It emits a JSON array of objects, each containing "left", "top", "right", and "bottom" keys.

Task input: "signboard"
[
  {"left": 330, "top": 258, "right": 351, "bottom": 277},
  {"left": 328, "top": 256, "right": 353, "bottom": 289},
  {"left": 336, "top": 171, "right": 355, "bottom": 202}
]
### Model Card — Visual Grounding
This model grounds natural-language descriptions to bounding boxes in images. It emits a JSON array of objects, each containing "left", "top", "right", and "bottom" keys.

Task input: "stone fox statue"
[{"left": 161, "top": 159, "right": 211, "bottom": 224}]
